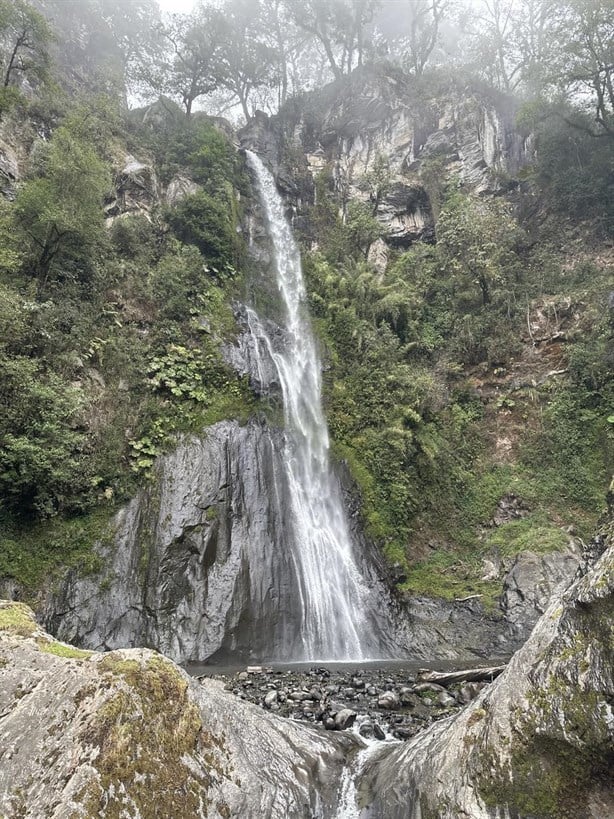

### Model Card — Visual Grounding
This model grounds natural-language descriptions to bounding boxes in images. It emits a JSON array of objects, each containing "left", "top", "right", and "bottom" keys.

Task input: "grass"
[
  {"left": 0, "top": 601, "right": 38, "bottom": 636},
  {"left": 37, "top": 638, "right": 93, "bottom": 660}
]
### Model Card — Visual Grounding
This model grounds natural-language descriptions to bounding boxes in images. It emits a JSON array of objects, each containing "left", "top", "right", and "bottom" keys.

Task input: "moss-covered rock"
[
  {"left": 358, "top": 518, "right": 614, "bottom": 818},
  {"left": 0, "top": 601, "right": 350, "bottom": 819}
]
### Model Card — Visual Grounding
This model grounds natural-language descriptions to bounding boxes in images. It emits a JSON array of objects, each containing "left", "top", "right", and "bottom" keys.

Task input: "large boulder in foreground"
[
  {"left": 359, "top": 517, "right": 614, "bottom": 818},
  {"left": 0, "top": 602, "right": 349, "bottom": 818}
]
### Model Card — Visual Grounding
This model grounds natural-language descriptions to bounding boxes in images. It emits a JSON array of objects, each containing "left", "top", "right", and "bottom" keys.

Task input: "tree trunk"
[{"left": 416, "top": 665, "right": 506, "bottom": 686}]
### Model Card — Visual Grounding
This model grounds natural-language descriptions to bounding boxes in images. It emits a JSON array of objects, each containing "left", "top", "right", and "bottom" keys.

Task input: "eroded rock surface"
[
  {"left": 359, "top": 519, "right": 614, "bottom": 818},
  {"left": 240, "top": 65, "right": 531, "bottom": 252},
  {"left": 0, "top": 601, "right": 350, "bottom": 819}
]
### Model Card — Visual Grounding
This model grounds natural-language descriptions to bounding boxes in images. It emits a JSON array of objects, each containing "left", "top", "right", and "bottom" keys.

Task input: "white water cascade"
[{"left": 246, "top": 151, "right": 389, "bottom": 661}]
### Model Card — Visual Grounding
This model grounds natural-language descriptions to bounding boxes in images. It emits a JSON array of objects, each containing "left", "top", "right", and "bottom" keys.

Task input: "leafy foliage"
[{"left": 10, "top": 123, "right": 110, "bottom": 288}]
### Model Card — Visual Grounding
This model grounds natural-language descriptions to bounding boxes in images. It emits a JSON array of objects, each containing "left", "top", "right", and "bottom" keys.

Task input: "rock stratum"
[{"left": 2, "top": 515, "right": 613, "bottom": 818}]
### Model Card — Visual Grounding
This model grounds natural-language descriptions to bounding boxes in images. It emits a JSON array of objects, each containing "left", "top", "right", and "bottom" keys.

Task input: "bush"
[{"left": 166, "top": 190, "right": 237, "bottom": 264}]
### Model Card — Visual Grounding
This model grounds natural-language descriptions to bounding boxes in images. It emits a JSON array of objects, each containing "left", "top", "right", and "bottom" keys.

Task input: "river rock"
[
  {"left": 334, "top": 708, "right": 358, "bottom": 730},
  {"left": 373, "top": 722, "right": 387, "bottom": 741},
  {"left": 377, "top": 690, "right": 400, "bottom": 709},
  {"left": 264, "top": 690, "right": 278, "bottom": 708}
]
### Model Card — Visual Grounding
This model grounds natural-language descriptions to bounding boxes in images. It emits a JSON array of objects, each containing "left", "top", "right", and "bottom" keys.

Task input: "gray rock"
[
  {"left": 358, "top": 523, "right": 614, "bottom": 818},
  {"left": 264, "top": 690, "right": 278, "bottom": 708},
  {"left": 457, "top": 683, "right": 481, "bottom": 704},
  {"left": 106, "top": 153, "right": 159, "bottom": 218},
  {"left": 377, "top": 690, "right": 400, "bottom": 709},
  {"left": 0, "top": 604, "right": 355, "bottom": 819},
  {"left": 373, "top": 722, "right": 386, "bottom": 741},
  {"left": 334, "top": 708, "right": 358, "bottom": 730},
  {"left": 165, "top": 173, "right": 200, "bottom": 206},
  {"left": 437, "top": 692, "right": 456, "bottom": 707},
  {"left": 46, "top": 420, "right": 317, "bottom": 663},
  {"left": 501, "top": 545, "right": 582, "bottom": 630}
]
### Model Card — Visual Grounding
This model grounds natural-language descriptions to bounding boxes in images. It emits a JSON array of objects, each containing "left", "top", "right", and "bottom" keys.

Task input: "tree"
[
  {"left": 158, "top": 10, "right": 225, "bottom": 117},
  {"left": 215, "top": 0, "right": 278, "bottom": 121},
  {"left": 436, "top": 192, "right": 522, "bottom": 307},
  {"left": 12, "top": 124, "right": 110, "bottom": 289},
  {"left": 403, "top": 0, "right": 449, "bottom": 77},
  {"left": 0, "top": 354, "right": 85, "bottom": 518},
  {"left": 0, "top": 0, "right": 51, "bottom": 89},
  {"left": 556, "top": 0, "right": 614, "bottom": 137},
  {"left": 285, "top": 0, "right": 378, "bottom": 80}
]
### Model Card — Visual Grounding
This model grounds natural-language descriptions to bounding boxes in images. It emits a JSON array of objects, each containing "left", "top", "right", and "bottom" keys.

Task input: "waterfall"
[{"left": 246, "top": 151, "right": 389, "bottom": 661}]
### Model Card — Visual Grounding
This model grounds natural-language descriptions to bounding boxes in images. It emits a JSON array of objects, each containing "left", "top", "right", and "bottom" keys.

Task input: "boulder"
[
  {"left": 0, "top": 601, "right": 354, "bottom": 819},
  {"left": 334, "top": 708, "right": 358, "bottom": 730},
  {"left": 359, "top": 519, "right": 614, "bottom": 818}
]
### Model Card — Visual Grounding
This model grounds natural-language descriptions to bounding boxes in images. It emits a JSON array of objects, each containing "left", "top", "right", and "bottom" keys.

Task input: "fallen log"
[{"left": 416, "top": 665, "right": 506, "bottom": 686}]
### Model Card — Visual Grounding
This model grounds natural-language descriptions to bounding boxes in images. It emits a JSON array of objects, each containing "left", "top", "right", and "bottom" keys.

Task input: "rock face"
[
  {"left": 47, "top": 417, "right": 399, "bottom": 664},
  {"left": 240, "top": 65, "right": 531, "bottom": 252},
  {"left": 500, "top": 544, "right": 583, "bottom": 632},
  {"left": 47, "top": 420, "right": 304, "bottom": 662},
  {"left": 359, "top": 520, "right": 614, "bottom": 818},
  {"left": 0, "top": 601, "right": 350, "bottom": 819}
]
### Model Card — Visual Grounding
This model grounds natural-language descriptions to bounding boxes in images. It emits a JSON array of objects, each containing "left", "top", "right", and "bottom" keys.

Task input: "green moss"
[
  {"left": 79, "top": 653, "right": 216, "bottom": 818},
  {"left": 480, "top": 735, "right": 613, "bottom": 818},
  {"left": 0, "top": 601, "right": 38, "bottom": 636},
  {"left": 0, "top": 507, "right": 114, "bottom": 596},
  {"left": 401, "top": 551, "right": 501, "bottom": 611},
  {"left": 37, "top": 638, "right": 93, "bottom": 660}
]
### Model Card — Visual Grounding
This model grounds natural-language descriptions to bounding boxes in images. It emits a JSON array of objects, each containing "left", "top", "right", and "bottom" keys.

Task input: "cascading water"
[{"left": 245, "top": 151, "right": 390, "bottom": 661}]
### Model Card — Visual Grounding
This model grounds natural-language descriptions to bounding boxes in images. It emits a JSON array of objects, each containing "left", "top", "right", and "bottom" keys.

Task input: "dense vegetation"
[
  {"left": 303, "top": 170, "right": 613, "bottom": 602},
  {"left": 0, "top": 93, "right": 255, "bottom": 589},
  {"left": 0, "top": 0, "right": 612, "bottom": 606}
]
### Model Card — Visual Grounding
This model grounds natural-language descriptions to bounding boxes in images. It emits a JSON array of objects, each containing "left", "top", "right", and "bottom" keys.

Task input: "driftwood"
[{"left": 416, "top": 665, "right": 506, "bottom": 686}]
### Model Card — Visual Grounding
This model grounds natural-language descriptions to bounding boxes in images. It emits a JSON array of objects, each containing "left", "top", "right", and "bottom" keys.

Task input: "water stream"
[{"left": 246, "top": 151, "right": 390, "bottom": 661}]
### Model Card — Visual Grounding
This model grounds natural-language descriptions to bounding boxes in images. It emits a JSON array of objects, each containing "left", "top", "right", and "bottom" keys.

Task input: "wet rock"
[
  {"left": 47, "top": 420, "right": 338, "bottom": 663},
  {"left": 359, "top": 721, "right": 374, "bottom": 739},
  {"left": 264, "top": 690, "right": 278, "bottom": 708},
  {"left": 377, "top": 691, "right": 400, "bottom": 710},
  {"left": 373, "top": 722, "right": 386, "bottom": 741},
  {"left": 334, "top": 708, "right": 358, "bottom": 730}
]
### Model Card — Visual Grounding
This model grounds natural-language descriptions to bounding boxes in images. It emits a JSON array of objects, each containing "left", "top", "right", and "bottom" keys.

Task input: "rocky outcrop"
[
  {"left": 0, "top": 601, "right": 351, "bottom": 818},
  {"left": 500, "top": 544, "right": 583, "bottom": 632},
  {"left": 47, "top": 420, "right": 299, "bottom": 663},
  {"left": 240, "top": 66, "right": 531, "bottom": 253},
  {"left": 104, "top": 154, "right": 159, "bottom": 220},
  {"left": 359, "top": 519, "right": 614, "bottom": 818}
]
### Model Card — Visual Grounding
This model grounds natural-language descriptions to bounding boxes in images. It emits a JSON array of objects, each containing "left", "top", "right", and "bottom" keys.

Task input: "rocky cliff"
[{"left": 240, "top": 65, "right": 532, "bottom": 260}]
